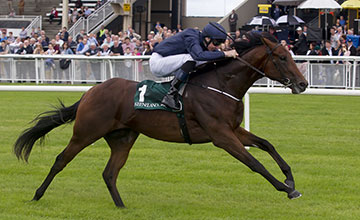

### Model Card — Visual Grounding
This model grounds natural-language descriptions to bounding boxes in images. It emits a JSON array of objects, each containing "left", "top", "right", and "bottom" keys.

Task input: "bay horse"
[{"left": 14, "top": 32, "right": 308, "bottom": 208}]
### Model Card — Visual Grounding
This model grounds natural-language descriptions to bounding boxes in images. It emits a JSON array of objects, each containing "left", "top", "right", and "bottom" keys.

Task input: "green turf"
[{"left": 0, "top": 91, "right": 359, "bottom": 220}]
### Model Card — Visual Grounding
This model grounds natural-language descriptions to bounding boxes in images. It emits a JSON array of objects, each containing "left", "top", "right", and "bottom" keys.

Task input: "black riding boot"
[
  {"left": 161, "top": 61, "right": 196, "bottom": 111},
  {"left": 161, "top": 77, "right": 182, "bottom": 110}
]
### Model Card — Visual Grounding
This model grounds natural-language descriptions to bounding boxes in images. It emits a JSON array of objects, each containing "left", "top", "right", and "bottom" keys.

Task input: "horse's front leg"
[
  {"left": 211, "top": 129, "right": 301, "bottom": 199},
  {"left": 235, "top": 127, "right": 297, "bottom": 191}
]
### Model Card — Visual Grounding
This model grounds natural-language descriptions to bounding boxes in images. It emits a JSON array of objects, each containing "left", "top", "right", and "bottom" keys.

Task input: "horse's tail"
[{"left": 14, "top": 99, "right": 81, "bottom": 162}]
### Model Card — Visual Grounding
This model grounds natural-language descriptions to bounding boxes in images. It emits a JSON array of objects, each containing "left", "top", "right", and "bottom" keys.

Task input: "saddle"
[
  {"left": 134, "top": 80, "right": 186, "bottom": 112},
  {"left": 134, "top": 80, "right": 191, "bottom": 144}
]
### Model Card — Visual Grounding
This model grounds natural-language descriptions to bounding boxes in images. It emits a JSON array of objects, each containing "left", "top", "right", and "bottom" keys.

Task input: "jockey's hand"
[{"left": 224, "top": 49, "right": 238, "bottom": 58}]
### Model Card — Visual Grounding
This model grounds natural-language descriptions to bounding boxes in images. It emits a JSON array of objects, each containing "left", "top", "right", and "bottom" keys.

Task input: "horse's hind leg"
[
  {"left": 103, "top": 129, "right": 139, "bottom": 208},
  {"left": 235, "top": 127, "right": 300, "bottom": 198},
  {"left": 32, "top": 136, "right": 96, "bottom": 201}
]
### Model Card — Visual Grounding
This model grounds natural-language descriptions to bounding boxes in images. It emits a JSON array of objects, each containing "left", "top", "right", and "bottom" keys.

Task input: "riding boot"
[
  {"left": 161, "top": 61, "right": 196, "bottom": 111},
  {"left": 161, "top": 77, "right": 182, "bottom": 110}
]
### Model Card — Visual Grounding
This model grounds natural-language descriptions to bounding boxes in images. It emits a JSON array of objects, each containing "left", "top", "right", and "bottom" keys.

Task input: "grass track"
[{"left": 0, "top": 91, "right": 359, "bottom": 220}]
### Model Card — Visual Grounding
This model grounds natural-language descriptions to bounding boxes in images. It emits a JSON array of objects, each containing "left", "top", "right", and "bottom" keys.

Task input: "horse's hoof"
[
  {"left": 285, "top": 179, "right": 295, "bottom": 189},
  {"left": 288, "top": 190, "right": 302, "bottom": 200}
]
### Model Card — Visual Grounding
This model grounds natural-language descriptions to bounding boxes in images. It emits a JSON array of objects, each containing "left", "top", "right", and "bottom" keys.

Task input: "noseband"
[{"left": 236, "top": 38, "right": 292, "bottom": 88}]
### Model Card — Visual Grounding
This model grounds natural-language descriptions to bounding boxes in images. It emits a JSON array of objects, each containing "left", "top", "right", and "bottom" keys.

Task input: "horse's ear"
[{"left": 261, "top": 37, "right": 273, "bottom": 47}]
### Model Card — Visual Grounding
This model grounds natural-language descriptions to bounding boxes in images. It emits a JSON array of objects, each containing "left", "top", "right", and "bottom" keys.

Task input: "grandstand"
[{"left": 0, "top": 0, "right": 100, "bottom": 39}]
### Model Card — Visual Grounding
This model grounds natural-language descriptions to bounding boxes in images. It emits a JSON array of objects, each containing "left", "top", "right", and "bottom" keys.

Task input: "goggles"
[{"left": 211, "top": 38, "right": 225, "bottom": 46}]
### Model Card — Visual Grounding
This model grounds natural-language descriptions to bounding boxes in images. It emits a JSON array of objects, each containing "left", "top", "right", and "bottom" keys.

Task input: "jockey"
[{"left": 149, "top": 22, "right": 238, "bottom": 111}]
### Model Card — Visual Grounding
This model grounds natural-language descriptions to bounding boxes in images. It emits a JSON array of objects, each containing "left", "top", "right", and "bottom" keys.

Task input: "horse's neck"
[{"left": 190, "top": 48, "right": 265, "bottom": 100}]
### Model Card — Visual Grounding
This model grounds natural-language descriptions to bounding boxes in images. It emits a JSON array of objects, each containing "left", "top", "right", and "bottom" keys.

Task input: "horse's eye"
[{"left": 280, "top": 56, "right": 286, "bottom": 61}]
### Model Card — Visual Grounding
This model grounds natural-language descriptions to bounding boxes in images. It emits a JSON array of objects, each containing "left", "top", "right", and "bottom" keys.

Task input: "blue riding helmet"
[{"left": 202, "top": 22, "right": 227, "bottom": 45}]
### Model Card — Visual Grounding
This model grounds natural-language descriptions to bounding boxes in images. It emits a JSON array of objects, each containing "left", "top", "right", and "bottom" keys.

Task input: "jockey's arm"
[{"left": 184, "top": 33, "right": 225, "bottom": 61}]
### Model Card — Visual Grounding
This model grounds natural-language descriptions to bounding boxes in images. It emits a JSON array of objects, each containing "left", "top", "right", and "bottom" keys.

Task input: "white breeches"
[{"left": 150, "top": 52, "right": 204, "bottom": 77}]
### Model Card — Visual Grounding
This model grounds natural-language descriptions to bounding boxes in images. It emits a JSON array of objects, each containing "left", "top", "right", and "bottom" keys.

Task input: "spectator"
[
  {"left": 335, "top": 26, "right": 343, "bottom": 39},
  {"left": 110, "top": 40, "right": 124, "bottom": 55},
  {"left": 97, "top": 25, "right": 106, "bottom": 43},
  {"left": 347, "top": 38, "right": 357, "bottom": 56},
  {"left": 30, "top": 27, "right": 39, "bottom": 38},
  {"left": 84, "top": 7, "right": 92, "bottom": 18},
  {"left": 154, "top": 21, "right": 162, "bottom": 34},
  {"left": 329, "top": 27, "right": 339, "bottom": 50},
  {"left": 142, "top": 42, "right": 152, "bottom": 55},
  {"left": 127, "top": 27, "right": 141, "bottom": 40},
  {"left": 60, "top": 27, "right": 69, "bottom": 42},
  {"left": 88, "top": 33, "right": 99, "bottom": 46},
  {"left": 49, "top": 7, "right": 58, "bottom": 24},
  {"left": 122, "top": 37, "right": 135, "bottom": 53},
  {"left": 176, "top": 24, "right": 182, "bottom": 33},
  {"left": 101, "top": 35, "right": 113, "bottom": 48},
  {"left": 15, "top": 42, "right": 26, "bottom": 54},
  {"left": 339, "top": 15, "right": 346, "bottom": 28},
  {"left": 55, "top": 34, "right": 64, "bottom": 47},
  {"left": 293, "top": 26, "right": 308, "bottom": 55},
  {"left": 337, "top": 43, "right": 350, "bottom": 56},
  {"left": 336, "top": 43, "right": 350, "bottom": 64},
  {"left": 0, "top": 41, "right": 9, "bottom": 54},
  {"left": 134, "top": 39, "right": 143, "bottom": 53},
  {"left": 71, "top": 7, "right": 78, "bottom": 23},
  {"left": 95, "top": 0, "right": 102, "bottom": 10},
  {"left": 67, "top": 36, "right": 77, "bottom": 52},
  {"left": 18, "top": 0, "right": 25, "bottom": 15},
  {"left": 133, "top": 47, "right": 141, "bottom": 56},
  {"left": 78, "top": 38, "right": 89, "bottom": 54},
  {"left": 273, "top": 5, "right": 281, "bottom": 20},
  {"left": 76, "top": 29, "right": 86, "bottom": 43},
  {"left": 85, "top": 42, "right": 99, "bottom": 56},
  {"left": 29, "top": 38, "right": 37, "bottom": 50},
  {"left": 61, "top": 42, "right": 74, "bottom": 55},
  {"left": 280, "top": 40, "right": 295, "bottom": 56},
  {"left": 0, "top": 30, "right": 7, "bottom": 42},
  {"left": 9, "top": 8, "right": 16, "bottom": 17},
  {"left": 7, "top": 32, "right": 15, "bottom": 43},
  {"left": 19, "top": 27, "right": 27, "bottom": 40},
  {"left": 33, "top": 43, "right": 44, "bottom": 54},
  {"left": 306, "top": 42, "right": 319, "bottom": 56},
  {"left": 78, "top": 6, "right": 85, "bottom": 19},
  {"left": 228, "top": 10, "right": 238, "bottom": 33},
  {"left": 40, "top": 30, "right": 50, "bottom": 44},
  {"left": 321, "top": 40, "right": 337, "bottom": 64},
  {"left": 38, "top": 37, "right": 48, "bottom": 49},
  {"left": 44, "top": 44, "right": 57, "bottom": 69},
  {"left": 75, "top": 0, "right": 83, "bottom": 9},
  {"left": 234, "top": 30, "right": 241, "bottom": 40},
  {"left": 335, "top": 18, "right": 341, "bottom": 28},
  {"left": 7, "top": 0, "right": 13, "bottom": 12},
  {"left": 99, "top": 44, "right": 111, "bottom": 56},
  {"left": 9, "top": 37, "right": 22, "bottom": 53},
  {"left": 123, "top": 47, "right": 132, "bottom": 56}
]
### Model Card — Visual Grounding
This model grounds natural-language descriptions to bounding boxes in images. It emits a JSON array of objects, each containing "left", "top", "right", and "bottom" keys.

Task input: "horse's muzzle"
[{"left": 291, "top": 80, "right": 308, "bottom": 94}]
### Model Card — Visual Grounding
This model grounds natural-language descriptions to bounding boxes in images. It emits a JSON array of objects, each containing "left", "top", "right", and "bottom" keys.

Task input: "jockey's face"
[{"left": 204, "top": 37, "right": 217, "bottom": 51}]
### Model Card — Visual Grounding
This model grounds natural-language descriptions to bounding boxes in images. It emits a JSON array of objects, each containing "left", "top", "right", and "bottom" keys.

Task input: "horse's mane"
[
  {"left": 192, "top": 31, "right": 278, "bottom": 75},
  {"left": 233, "top": 31, "right": 278, "bottom": 56}
]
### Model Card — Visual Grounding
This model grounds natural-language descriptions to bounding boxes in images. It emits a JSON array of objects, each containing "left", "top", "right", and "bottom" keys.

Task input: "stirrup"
[{"left": 161, "top": 94, "right": 182, "bottom": 111}]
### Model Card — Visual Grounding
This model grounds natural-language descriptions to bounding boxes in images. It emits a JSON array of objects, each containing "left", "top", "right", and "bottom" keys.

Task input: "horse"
[{"left": 14, "top": 32, "right": 308, "bottom": 208}]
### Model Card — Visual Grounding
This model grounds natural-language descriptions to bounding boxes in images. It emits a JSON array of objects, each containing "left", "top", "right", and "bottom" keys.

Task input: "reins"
[{"left": 187, "top": 31, "right": 293, "bottom": 102}]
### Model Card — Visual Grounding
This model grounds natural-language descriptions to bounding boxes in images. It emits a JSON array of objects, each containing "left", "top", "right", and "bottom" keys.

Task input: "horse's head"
[
  {"left": 234, "top": 32, "right": 308, "bottom": 94},
  {"left": 260, "top": 37, "right": 308, "bottom": 94}
]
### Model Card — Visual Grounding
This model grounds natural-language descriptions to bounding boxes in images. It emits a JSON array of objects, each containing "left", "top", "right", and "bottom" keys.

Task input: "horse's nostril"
[{"left": 299, "top": 82, "right": 308, "bottom": 89}]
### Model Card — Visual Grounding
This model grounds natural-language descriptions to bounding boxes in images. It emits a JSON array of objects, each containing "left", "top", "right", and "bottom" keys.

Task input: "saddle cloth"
[{"left": 134, "top": 80, "right": 184, "bottom": 112}]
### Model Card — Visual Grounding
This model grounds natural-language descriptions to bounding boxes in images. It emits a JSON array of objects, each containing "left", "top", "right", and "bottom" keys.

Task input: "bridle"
[
  {"left": 236, "top": 38, "right": 292, "bottom": 88},
  {"left": 207, "top": 22, "right": 292, "bottom": 88}
]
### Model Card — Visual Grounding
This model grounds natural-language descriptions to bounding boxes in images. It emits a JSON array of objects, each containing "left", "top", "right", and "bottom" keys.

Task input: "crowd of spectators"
[
  {"left": 48, "top": 0, "right": 108, "bottom": 25},
  {"left": 0, "top": 22, "right": 185, "bottom": 59},
  {"left": 259, "top": 1, "right": 360, "bottom": 58}
]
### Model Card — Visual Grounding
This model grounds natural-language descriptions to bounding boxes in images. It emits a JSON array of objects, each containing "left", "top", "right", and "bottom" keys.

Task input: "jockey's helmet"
[{"left": 202, "top": 22, "right": 227, "bottom": 46}]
